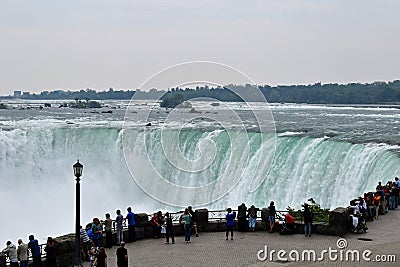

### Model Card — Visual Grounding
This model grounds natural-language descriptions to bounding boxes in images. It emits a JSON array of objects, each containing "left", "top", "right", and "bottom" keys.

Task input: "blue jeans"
[
  {"left": 184, "top": 224, "right": 191, "bottom": 241},
  {"left": 20, "top": 261, "right": 28, "bottom": 267},
  {"left": 389, "top": 196, "right": 396, "bottom": 209},
  {"left": 367, "top": 207, "right": 373, "bottom": 221},
  {"left": 304, "top": 223, "right": 312, "bottom": 235}
]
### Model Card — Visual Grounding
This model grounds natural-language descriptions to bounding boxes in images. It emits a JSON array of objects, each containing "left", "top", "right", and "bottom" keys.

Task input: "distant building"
[
  {"left": 13, "top": 90, "right": 22, "bottom": 97},
  {"left": 23, "top": 92, "right": 30, "bottom": 97}
]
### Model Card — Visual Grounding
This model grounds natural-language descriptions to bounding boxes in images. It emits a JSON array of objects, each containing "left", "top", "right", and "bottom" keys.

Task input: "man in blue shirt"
[
  {"left": 28, "top": 235, "right": 42, "bottom": 267},
  {"left": 226, "top": 208, "right": 236, "bottom": 240},
  {"left": 126, "top": 207, "right": 136, "bottom": 242}
]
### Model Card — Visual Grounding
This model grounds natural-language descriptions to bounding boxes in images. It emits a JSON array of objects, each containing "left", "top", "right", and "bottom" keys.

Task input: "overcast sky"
[{"left": 0, "top": 0, "right": 399, "bottom": 95}]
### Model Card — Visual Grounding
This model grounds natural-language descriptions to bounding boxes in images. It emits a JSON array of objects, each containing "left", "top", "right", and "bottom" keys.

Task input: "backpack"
[{"left": 87, "top": 228, "right": 94, "bottom": 240}]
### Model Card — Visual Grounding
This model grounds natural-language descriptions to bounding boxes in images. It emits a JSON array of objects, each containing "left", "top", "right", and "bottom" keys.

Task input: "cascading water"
[{"left": 1, "top": 125, "right": 399, "bottom": 243}]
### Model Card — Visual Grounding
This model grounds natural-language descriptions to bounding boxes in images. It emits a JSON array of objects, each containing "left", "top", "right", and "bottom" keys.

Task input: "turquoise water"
[{"left": 1, "top": 101, "right": 400, "bottom": 242}]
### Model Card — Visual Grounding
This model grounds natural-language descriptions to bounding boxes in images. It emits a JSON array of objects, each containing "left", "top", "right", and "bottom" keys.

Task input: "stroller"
[
  {"left": 278, "top": 214, "right": 295, "bottom": 235},
  {"left": 349, "top": 213, "right": 368, "bottom": 234}
]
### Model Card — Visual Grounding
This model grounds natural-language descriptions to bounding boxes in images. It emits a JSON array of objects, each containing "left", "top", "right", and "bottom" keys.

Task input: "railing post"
[
  {"left": 196, "top": 208, "right": 208, "bottom": 232},
  {"left": 329, "top": 207, "right": 349, "bottom": 236},
  {"left": 196, "top": 209, "right": 208, "bottom": 224},
  {"left": 261, "top": 208, "right": 268, "bottom": 222}
]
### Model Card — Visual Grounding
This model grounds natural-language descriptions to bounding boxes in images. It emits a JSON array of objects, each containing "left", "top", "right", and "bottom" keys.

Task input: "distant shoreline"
[{"left": 2, "top": 80, "right": 400, "bottom": 105}]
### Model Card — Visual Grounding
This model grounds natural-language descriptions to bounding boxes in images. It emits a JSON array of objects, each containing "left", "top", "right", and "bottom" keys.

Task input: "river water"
[{"left": 0, "top": 100, "right": 399, "bottom": 243}]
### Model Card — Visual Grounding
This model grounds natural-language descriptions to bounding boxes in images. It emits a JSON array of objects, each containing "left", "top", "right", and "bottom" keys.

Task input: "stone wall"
[{"left": 0, "top": 207, "right": 351, "bottom": 267}]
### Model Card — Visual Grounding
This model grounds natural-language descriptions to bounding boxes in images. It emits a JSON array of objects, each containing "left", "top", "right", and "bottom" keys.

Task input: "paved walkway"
[{"left": 86, "top": 209, "right": 399, "bottom": 266}]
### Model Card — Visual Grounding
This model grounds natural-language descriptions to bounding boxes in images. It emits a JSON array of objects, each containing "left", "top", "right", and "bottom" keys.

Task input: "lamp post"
[{"left": 73, "top": 160, "right": 83, "bottom": 267}]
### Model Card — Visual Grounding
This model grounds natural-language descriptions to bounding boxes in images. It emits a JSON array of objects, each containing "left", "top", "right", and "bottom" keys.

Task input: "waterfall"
[{"left": 1, "top": 126, "right": 399, "bottom": 242}]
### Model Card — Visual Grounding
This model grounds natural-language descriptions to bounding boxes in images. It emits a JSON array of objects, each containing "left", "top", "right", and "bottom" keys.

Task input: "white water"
[{"left": 1, "top": 122, "right": 399, "bottom": 243}]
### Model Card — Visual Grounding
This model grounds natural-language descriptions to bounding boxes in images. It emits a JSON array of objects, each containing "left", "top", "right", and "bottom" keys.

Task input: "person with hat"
[{"left": 225, "top": 208, "right": 236, "bottom": 240}]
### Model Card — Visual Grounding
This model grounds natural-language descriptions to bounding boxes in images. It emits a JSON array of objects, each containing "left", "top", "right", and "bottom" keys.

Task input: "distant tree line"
[
  {"left": 2, "top": 80, "right": 400, "bottom": 104},
  {"left": 161, "top": 80, "right": 400, "bottom": 104}
]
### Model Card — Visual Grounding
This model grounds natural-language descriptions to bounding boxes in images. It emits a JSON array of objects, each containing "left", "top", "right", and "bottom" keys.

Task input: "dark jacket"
[
  {"left": 28, "top": 240, "right": 41, "bottom": 257},
  {"left": 303, "top": 209, "right": 314, "bottom": 224}
]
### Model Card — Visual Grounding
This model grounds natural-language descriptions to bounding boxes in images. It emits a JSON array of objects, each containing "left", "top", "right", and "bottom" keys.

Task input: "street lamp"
[{"left": 73, "top": 160, "right": 83, "bottom": 267}]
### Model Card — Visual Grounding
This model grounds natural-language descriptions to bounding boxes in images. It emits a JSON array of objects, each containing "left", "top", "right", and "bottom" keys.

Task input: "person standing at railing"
[
  {"left": 17, "top": 239, "right": 28, "bottom": 267},
  {"left": 188, "top": 206, "right": 199, "bottom": 237},
  {"left": 2, "top": 241, "right": 18, "bottom": 267},
  {"left": 268, "top": 201, "right": 276, "bottom": 233},
  {"left": 164, "top": 212, "right": 175, "bottom": 244},
  {"left": 126, "top": 207, "right": 136, "bottom": 242},
  {"left": 150, "top": 213, "right": 161, "bottom": 239},
  {"left": 115, "top": 210, "right": 124, "bottom": 245},
  {"left": 28, "top": 235, "right": 42, "bottom": 267},
  {"left": 104, "top": 213, "right": 113, "bottom": 248},
  {"left": 303, "top": 204, "right": 314, "bottom": 237},
  {"left": 44, "top": 237, "right": 57, "bottom": 267},
  {"left": 237, "top": 203, "right": 247, "bottom": 232},
  {"left": 247, "top": 205, "right": 258, "bottom": 232},
  {"left": 182, "top": 209, "right": 192, "bottom": 243},
  {"left": 225, "top": 208, "right": 236, "bottom": 240}
]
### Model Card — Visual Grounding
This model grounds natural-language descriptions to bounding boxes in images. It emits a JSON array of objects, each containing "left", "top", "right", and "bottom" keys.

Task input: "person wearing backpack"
[{"left": 247, "top": 205, "right": 258, "bottom": 232}]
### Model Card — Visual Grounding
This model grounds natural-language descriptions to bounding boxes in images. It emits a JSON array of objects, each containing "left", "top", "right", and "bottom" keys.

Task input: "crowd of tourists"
[
  {"left": 3, "top": 177, "right": 399, "bottom": 266},
  {"left": 348, "top": 177, "right": 400, "bottom": 233},
  {"left": 1, "top": 235, "right": 56, "bottom": 267}
]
